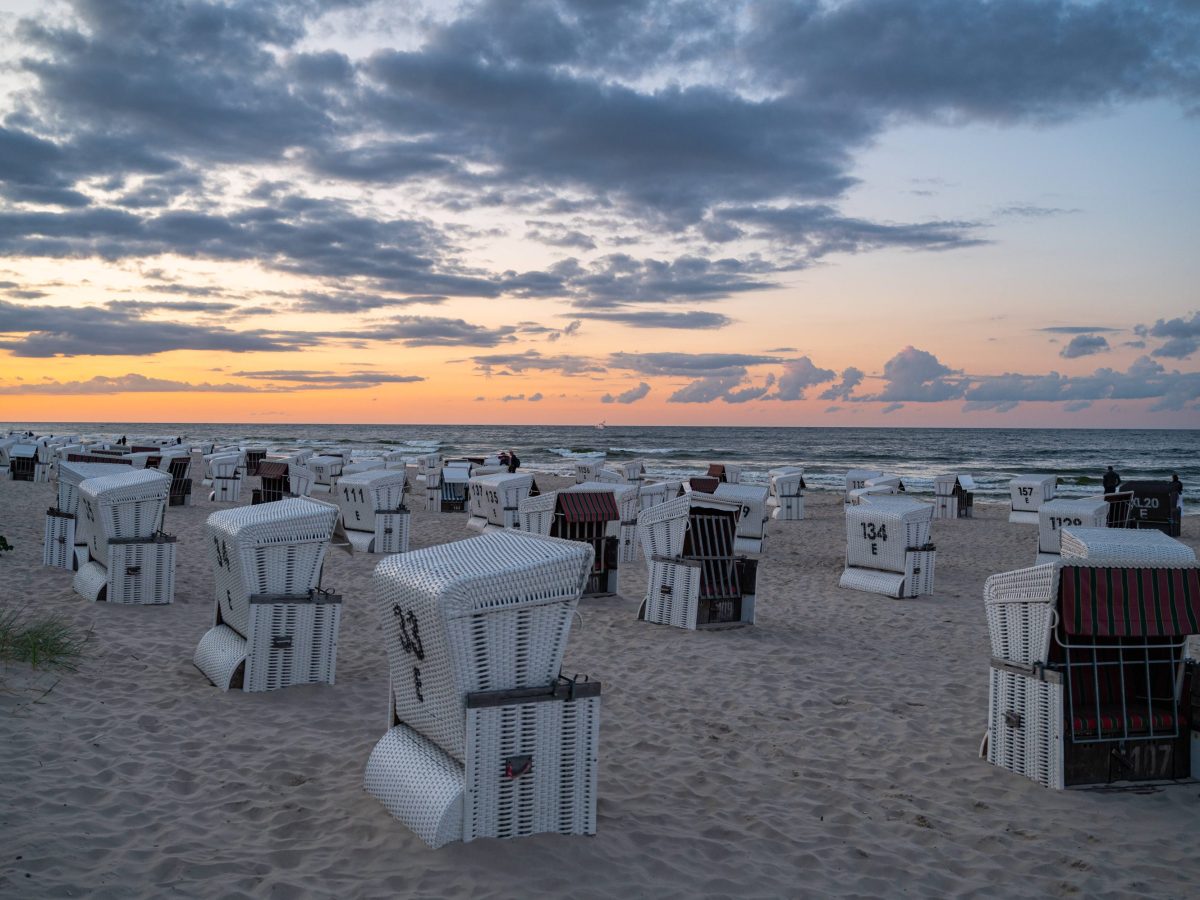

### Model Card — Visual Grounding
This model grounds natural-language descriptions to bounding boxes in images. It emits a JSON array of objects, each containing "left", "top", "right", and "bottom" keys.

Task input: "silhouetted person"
[
  {"left": 1102, "top": 465, "right": 1120, "bottom": 494},
  {"left": 507, "top": 450, "right": 520, "bottom": 474}
]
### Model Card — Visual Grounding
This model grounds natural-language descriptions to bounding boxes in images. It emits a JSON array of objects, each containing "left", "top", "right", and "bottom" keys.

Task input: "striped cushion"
[{"left": 1060, "top": 566, "right": 1200, "bottom": 637}]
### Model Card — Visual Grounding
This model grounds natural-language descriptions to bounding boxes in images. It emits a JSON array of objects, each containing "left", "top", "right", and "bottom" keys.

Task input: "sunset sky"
[{"left": 0, "top": 0, "right": 1198, "bottom": 427}]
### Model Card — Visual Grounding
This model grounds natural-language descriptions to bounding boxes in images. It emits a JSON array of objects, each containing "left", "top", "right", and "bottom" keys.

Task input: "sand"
[{"left": 1, "top": 472, "right": 1198, "bottom": 899}]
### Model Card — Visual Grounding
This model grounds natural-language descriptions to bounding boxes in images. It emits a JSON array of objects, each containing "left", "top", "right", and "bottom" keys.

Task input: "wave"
[{"left": 546, "top": 447, "right": 607, "bottom": 459}]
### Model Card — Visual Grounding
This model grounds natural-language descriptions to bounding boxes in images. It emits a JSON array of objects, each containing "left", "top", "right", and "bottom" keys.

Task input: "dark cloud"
[
  {"left": 367, "top": 315, "right": 517, "bottom": 347},
  {"left": 770, "top": 357, "right": 836, "bottom": 401},
  {"left": 668, "top": 372, "right": 748, "bottom": 403},
  {"left": 0, "top": 298, "right": 319, "bottom": 357},
  {"left": 472, "top": 349, "right": 605, "bottom": 375},
  {"left": 1060, "top": 334, "right": 1110, "bottom": 358},
  {"left": 601, "top": 381, "right": 650, "bottom": 404},
  {"left": 869, "top": 347, "right": 966, "bottom": 402},
  {"left": 609, "top": 351, "right": 783, "bottom": 377},
  {"left": 573, "top": 310, "right": 732, "bottom": 329},
  {"left": 819, "top": 367, "right": 865, "bottom": 401},
  {"left": 963, "top": 357, "right": 1200, "bottom": 411},
  {"left": 0, "top": 373, "right": 259, "bottom": 394},
  {"left": 1148, "top": 312, "right": 1200, "bottom": 359},
  {"left": 230, "top": 369, "right": 424, "bottom": 388}
]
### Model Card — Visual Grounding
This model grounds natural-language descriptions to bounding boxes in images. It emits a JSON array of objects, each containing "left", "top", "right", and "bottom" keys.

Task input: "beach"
[{"left": 2, "top": 472, "right": 1198, "bottom": 899}]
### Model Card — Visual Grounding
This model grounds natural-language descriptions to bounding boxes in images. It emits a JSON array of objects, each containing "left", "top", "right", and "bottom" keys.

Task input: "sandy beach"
[{"left": 2, "top": 473, "right": 1198, "bottom": 899}]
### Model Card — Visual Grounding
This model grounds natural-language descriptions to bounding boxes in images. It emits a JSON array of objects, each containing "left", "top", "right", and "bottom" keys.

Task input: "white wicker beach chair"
[
  {"left": 636, "top": 492, "right": 757, "bottom": 629},
  {"left": 636, "top": 479, "right": 678, "bottom": 514},
  {"left": 342, "top": 458, "right": 386, "bottom": 476},
  {"left": 573, "top": 458, "right": 606, "bottom": 484},
  {"left": 432, "top": 461, "right": 472, "bottom": 513},
  {"left": 713, "top": 482, "right": 770, "bottom": 554},
  {"left": 206, "top": 451, "right": 244, "bottom": 502},
  {"left": 364, "top": 531, "right": 600, "bottom": 847},
  {"left": 844, "top": 469, "right": 884, "bottom": 503},
  {"left": 43, "top": 460, "right": 132, "bottom": 570},
  {"left": 847, "top": 474, "right": 905, "bottom": 506},
  {"left": 1009, "top": 474, "right": 1057, "bottom": 524},
  {"left": 706, "top": 462, "right": 742, "bottom": 484},
  {"left": 71, "top": 469, "right": 175, "bottom": 604},
  {"left": 838, "top": 496, "right": 935, "bottom": 599},
  {"left": 570, "top": 481, "right": 640, "bottom": 564},
  {"left": 193, "top": 498, "right": 341, "bottom": 692},
  {"left": 933, "top": 474, "right": 976, "bottom": 520},
  {"left": 306, "top": 454, "right": 343, "bottom": 492},
  {"left": 1035, "top": 497, "right": 1109, "bottom": 565},
  {"left": 466, "top": 472, "right": 536, "bottom": 532},
  {"left": 519, "top": 488, "right": 623, "bottom": 594},
  {"left": 617, "top": 460, "right": 646, "bottom": 483},
  {"left": 8, "top": 442, "right": 39, "bottom": 481},
  {"left": 335, "top": 469, "right": 410, "bottom": 554},
  {"left": 768, "top": 466, "right": 806, "bottom": 521},
  {"left": 983, "top": 532, "right": 1200, "bottom": 789}
]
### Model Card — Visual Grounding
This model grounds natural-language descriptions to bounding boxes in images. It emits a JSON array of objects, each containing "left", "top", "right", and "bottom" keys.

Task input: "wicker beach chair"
[
  {"left": 767, "top": 466, "right": 806, "bottom": 521},
  {"left": 363, "top": 531, "right": 600, "bottom": 847},
  {"left": 466, "top": 472, "right": 536, "bottom": 532},
  {"left": 1122, "top": 480, "right": 1183, "bottom": 536},
  {"left": 435, "top": 461, "right": 472, "bottom": 513},
  {"left": 570, "top": 481, "right": 640, "bottom": 564},
  {"left": 838, "top": 496, "right": 936, "bottom": 599},
  {"left": 573, "top": 458, "right": 606, "bottom": 484},
  {"left": 306, "top": 454, "right": 343, "bottom": 492},
  {"left": 193, "top": 498, "right": 342, "bottom": 691},
  {"left": 335, "top": 468, "right": 410, "bottom": 553},
  {"left": 617, "top": 460, "right": 646, "bottom": 483},
  {"left": 713, "top": 482, "right": 770, "bottom": 555},
  {"left": 43, "top": 460, "right": 132, "bottom": 570},
  {"left": 519, "top": 488, "right": 622, "bottom": 594},
  {"left": 706, "top": 462, "right": 742, "bottom": 484},
  {"left": 71, "top": 469, "right": 175, "bottom": 604},
  {"left": 983, "top": 529, "right": 1199, "bottom": 789},
  {"left": 636, "top": 492, "right": 757, "bottom": 629},
  {"left": 341, "top": 458, "right": 386, "bottom": 476},
  {"left": 160, "top": 452, "right": 193, "bottom": 507},
  {"left": 844, "top": 469, "right": 884, "bottom": 503},
  {"left": 8, "top": 442, "right": 39, "bottom": 482},
  {"left": 1034, "top": 497, "right": 1109, "bottom": 565},
  {"left": 636, "top": 479, "right": 678, "bottom": 514},
  {"left": 206, "top": 451, "right": 244, "bottom": 502},
  {"left": 847, "top": 474, "right": 905, "bottom": 506},
  {"left": 933, "top": 474, "right": 976, "bottom": 520},
  {"left": 1009, "top": 474, "right": 1057, "bottom": 524}
]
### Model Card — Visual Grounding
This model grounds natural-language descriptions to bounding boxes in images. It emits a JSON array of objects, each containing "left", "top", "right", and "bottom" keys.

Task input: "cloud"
[
  {"left": 369, "top": 316, "right": 517, "bottom": 347},
  {"left": 0, "top": 299, "right": 320, "bottom": 357},
  {"left": 609, "top": 351, "right": 783, "bottom": 377},
  {"left": 819, "top": 367, "right": 865, "bottom": 401},
  {"left": 472, "top": 349, "right": 605, "bottom": 375},
  {"left": 528, "top": 391, "right": 544, "bottom": 401},
  {"left": 1060, "top": 334, "right": 1110, "bottom": 358},
  {"left": 963, "top": 357, "right": 1200, "bottom": 411},
  {"left": 572, "top": 310, "right": 732, "bottom": 329},
  {"left": 771, "top": 357, "right": 836, "bottom": 401},
  {"left": 870, "top": 347, "right": 965, "bottom": 402},
  {"left": 1147, "top": 312, "right": 1200, "bottom": 359},
  {"left": 1040, "top": 326, "right": 1121, "bottom": 334},
  {"left": 230, "top": 369, "right": 424, "bottom": 388},
  {"left": 0, "top": 373, "right": 256, "bottom": 394},
  {"left": 602, "top": 382, "right": 651, "bottom": 404},
  {"left": 668, "top": 373, "right": 748, "bottom": 403}
]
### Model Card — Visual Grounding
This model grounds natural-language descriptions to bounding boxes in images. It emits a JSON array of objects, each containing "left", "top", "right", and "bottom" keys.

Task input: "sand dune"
[{"left": 2, "top": 474, "right": 1197, "bottom": 899}]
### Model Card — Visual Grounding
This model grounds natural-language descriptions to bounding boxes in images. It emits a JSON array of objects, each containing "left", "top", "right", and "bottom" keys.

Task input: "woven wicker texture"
[
  {"left": 72, "top": 560, "right": 109, "bottom": 602},
  {"left": 767, "top": 468, "right": 806, "bottom": 520},
  {"left": 573, "top": 459, "right": 606, "bottom": 484},
  {"left": 517, "top": 490, "right": 560, "bottom": 536},
  {"left": 77, "top": 469, "right": 170, "bottom": 564},
  {"left": 372, "top": 531, "right": 591, "bottom": 763},
  {"left": 336, "top": 469, "right": 407, "bottom": 533},
  {"left": 641, "top": 560, "right": 701, "bottom": 629},
  {"left": 844, "top": 469, "right": 884, "bottom": 501},
  {"left": 1060, "top": 527, "right": 1196, "bottom": 565},
  {"left": 205, "top": 498, "right": 339, "bottom": 638},
  {"left": 106, "top": 539, "right": 176, "bottom": 604},
  {"left": 242, "top": 601, "right": 342, "bottom": 691},
  {"left": 568, "top": 482, "right": 640, "bottom": 562},
  {"left": 838, "top": 567, "right": 907, "bottom": 598},
  {"left": 193, "top": 623, "right": 248, "bottom": 690},
  {"left": 1037, "top": 498, "right": 1109, "bottom": 554},
  {"left": 636, "top": 493, "right": 742, "bottom": 561},
  {"left": 1009, "top": 474, "right": 1056, "bottom": 519},
  {"left": 987, "top": 667, "right": 1064, "bottom": 789},
  {"left": 42, "top": 512, "right": 75, "bottom": 569},
  {"left": 364, "top": 724, "right": 466, "bottom": 848},
  {"left": 713, "top": 483, "right": 770, "bottom": 551},
  {"left": 468, "top": 473, "right": 535, "bottom": 531},
  {"left": 57, "top": 462, "right": 131, "bottom": 514},
  {"left": 464, "top": 694, "right": 600, "bottom": 841},
  {"left": 844, "top": 497, "right": 932, "bottom": 572}
]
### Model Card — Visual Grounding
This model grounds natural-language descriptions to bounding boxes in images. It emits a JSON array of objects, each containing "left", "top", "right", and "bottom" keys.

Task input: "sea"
[{"left": 5, "top": 423, "right": 1198, "bottom": 510}]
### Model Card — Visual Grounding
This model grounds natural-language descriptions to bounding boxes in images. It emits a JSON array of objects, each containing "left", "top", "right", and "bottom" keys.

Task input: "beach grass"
[{"left": 0, "top": 605, "right": 88, "bottom": 671}]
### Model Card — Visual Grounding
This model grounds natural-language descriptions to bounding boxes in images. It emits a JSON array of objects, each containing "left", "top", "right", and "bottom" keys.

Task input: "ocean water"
[{"left": 6, "top": 423, "right": 1198, "bottom": 508}]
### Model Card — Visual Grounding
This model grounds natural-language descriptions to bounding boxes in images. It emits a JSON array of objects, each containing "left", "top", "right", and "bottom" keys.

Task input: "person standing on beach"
[
  {"left": 1170, "top": 473, "right": 1184, "bottom": 510},
  {"left": 1102, "top": 465, "right": 1121, "bottom": 493},
  {"left": 507, "top": 450, "right": 520, "bottom": 473}
]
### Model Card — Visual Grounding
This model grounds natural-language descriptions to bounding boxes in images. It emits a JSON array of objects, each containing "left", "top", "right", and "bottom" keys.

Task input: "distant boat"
[{"left": 595, "top": 420, "right": 606, "bottom": 431}]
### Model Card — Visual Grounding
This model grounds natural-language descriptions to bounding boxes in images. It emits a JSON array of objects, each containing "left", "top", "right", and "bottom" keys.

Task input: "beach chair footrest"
[
  {"left": 194, "top": 624, "right": 248, "bottom": 691},
  {"left": 72, "top": 560, "right": 110, "bottom": 603}
]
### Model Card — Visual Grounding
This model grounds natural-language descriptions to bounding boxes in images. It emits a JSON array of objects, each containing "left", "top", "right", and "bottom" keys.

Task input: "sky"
[{"left": 0, "top": 0, "right": 1198, "bottom": 427}]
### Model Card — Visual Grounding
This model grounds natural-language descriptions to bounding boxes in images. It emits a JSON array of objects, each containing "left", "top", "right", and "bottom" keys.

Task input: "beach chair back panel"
[
  {"left": 470, "top": 474, "right": 534, "bottom": 529},
  {"left": 713, "top": 483, "right": 769, "bottom": 543},
  {"left": 338, "top": 470, "right": 407, "bottom": 532},
  {"left": 78, "top": 470, "right": 171, "bottom": 563},
  {"left": 682, "top": 509, "right": 740, "bottom": 603},
  {"left": 1010, "top": 475, "right": 1056, "bottom": 514},
  {"left": 1038, "top": 499, "right": 1108, "bottom": 554},
  {"left": 845, "top": 499, "right": 931, "bottom": 573},
  {"left": 517, "top": 490, "right": 559, "bottom": 536},
  {"left": 373, "top": 533, "right": 591, "bottom": 763},
  {"left": 206, "top": 499, "right": 338, "bottom": 638}
]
